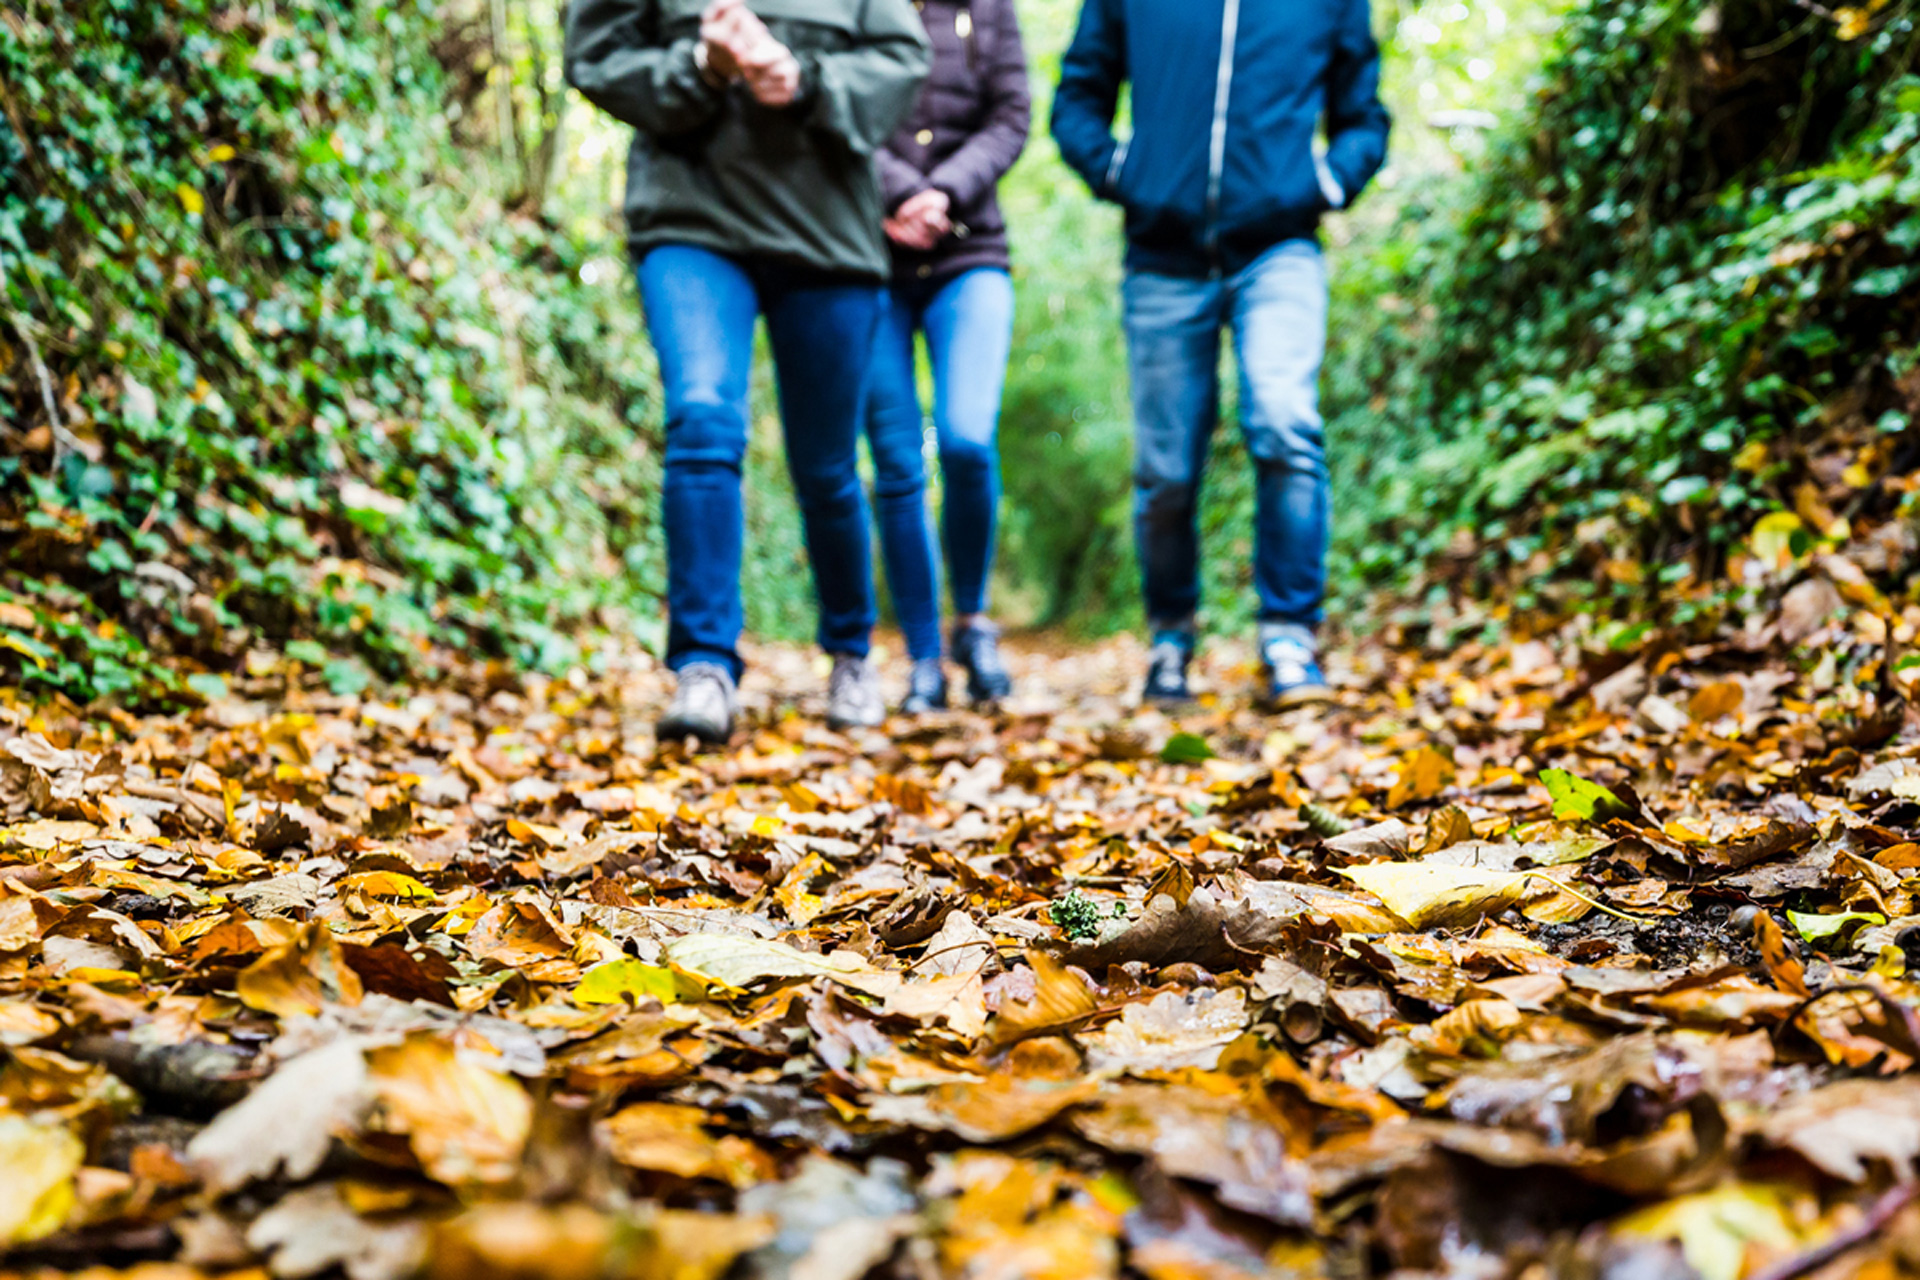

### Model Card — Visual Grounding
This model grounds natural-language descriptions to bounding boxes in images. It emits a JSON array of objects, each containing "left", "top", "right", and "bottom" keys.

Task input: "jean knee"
[
  {"left": 791, "top": 453, "right": 863, "bottom": 508},
  {"left": 664, "top": 401, "right": 748, "bottom": 472},
  {"left": 938, "top": 432, "right": 995, "bottom": 485},
  {"left": 872, "top": 446, "right": 927, "bottom": 501},
  {"left": 1246, "top": 417, "right": 1326, "bottom": 479},
  {"left": 1136, "top": 471, "right": 1198, "bottom": 527}
]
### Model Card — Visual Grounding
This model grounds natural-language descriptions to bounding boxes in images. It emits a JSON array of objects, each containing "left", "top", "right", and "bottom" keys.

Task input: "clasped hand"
[
  {"left": 885, "top": 188, "right": 951, "bottom": 250},
  {"left": 700, "top": 0, "right": 801, "bottom": 107}
]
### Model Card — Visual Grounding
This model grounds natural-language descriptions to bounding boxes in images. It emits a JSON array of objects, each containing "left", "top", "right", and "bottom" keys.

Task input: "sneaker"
[
  {"left": 826, "top": 654, "right": 886, "bottom": 730},
  {"left": 1142, "top": 633, "right": 1193, "bottom": 706},
  {"left": 951, "top": 620, "right": 1012, "bottom": 704},
  {"left": 657, "top": 662, "right": 736, "bottom": 745},
  {"left": 901, "top": 658, "right": 949, "bottom": 715},
  {"left": 1261, "top": 622, "right": 1332, "bottom": 707}
]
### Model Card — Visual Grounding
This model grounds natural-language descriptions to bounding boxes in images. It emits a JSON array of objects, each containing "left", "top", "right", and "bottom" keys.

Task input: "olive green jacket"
[{"left": 565, "top": 0, "right": 930, "bottom": 280}]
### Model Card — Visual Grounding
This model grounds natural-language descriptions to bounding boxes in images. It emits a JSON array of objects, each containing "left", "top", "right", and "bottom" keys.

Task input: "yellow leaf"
[
  {"left": 1749, "top": 511, "right": 1807, "bottom": 571},
  {"left": 1612, "top": 1182, "right": 1801, "bottom": 1280},
  {"left": 573, "top": 959, "right": 691, "bottom": 1007},
  {"left": 1340, "top": 861, "right": 1531, "bottom": 929},
  {"left": 1387, "top": 746, "right": 1455, "bottom": 809},
  {"left": 0, "top": 1115, "right": 83, "bottom": 1244},
  {"left": 205, "top": 143, "right": 237, "bottom": 163},
  {"left": 176, "top": 183, "right": 204, "bottom": 216},
  {"left": 340, "top": 871, "right": 436, "bottom": 901}
]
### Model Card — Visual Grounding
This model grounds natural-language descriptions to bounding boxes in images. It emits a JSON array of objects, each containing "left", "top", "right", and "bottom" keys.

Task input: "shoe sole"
[
  {"left": 1268, "top": 685, "right": 1333, "bottom": 710},
  {"left": 656, "top": 719, "right": 732, "bottom": 746}
]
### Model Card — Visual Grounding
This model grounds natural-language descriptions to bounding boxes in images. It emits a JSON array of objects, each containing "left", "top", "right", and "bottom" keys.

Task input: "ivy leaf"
[
  {"left": 1160, "top": 733, "right": 1215, "bottom": 765},
  {"left": 1539, "top": 768, "right": 1634, "bottom": 823}
]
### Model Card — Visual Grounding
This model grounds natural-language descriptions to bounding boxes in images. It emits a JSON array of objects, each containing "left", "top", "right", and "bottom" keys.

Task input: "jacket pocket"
[{"left": 1224, "top": 113, "right": 1327, "bottom": 229}]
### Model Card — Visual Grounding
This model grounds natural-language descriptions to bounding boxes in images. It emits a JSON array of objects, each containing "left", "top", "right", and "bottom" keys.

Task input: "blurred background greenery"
[{"left": 1, "top": 0, "right": 1913, "bottom": 701}]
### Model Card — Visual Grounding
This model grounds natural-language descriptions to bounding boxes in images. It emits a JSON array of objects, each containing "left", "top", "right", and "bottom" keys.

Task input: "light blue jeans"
[
  {"left": 862, "top": 267, "right": 1016, "bottom": 660},
  {"left": 1123, "top": 239, "right": 1329, "bottom": 633}
]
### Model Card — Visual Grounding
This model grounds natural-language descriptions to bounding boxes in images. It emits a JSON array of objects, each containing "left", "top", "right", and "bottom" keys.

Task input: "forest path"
[{"left": 1, "top": 625, "right": 1917, "bottom": 1276}]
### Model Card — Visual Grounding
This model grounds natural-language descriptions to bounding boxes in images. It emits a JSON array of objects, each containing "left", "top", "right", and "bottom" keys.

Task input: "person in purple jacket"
[{"left": 862, "top": 0, "right": 1030, "bottom": 712}]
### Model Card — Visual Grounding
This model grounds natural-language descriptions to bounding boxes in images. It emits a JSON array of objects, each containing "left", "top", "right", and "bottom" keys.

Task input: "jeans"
[
  {"left": 862, "top": 267, "right": 1015, "bottom": 660},
  {"left": 636, "top": 244, "right": 882, "bottom": 677},
  {"left": 1123, "top": 239, "right": 1329, "bottom": 633}
]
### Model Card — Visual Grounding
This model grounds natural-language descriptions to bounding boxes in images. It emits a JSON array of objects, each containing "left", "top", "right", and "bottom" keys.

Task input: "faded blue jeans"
[
  {"left": 1124, "top": 239, "right": 1329, "bottom": 635},
  {"left": 637, "top": 245, "right": 882, "bottom": 678},
  {"left": 862, "top": 267, "right": 1015, "bottom": 661}
]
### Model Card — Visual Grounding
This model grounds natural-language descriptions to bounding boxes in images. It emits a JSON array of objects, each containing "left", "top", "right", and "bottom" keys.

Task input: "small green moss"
[{"left": 1048, "top": 889, "right": 1106, "bottom": 941}]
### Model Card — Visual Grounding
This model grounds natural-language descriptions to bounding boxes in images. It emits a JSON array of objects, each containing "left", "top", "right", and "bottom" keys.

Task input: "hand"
[
  {"left": 698, "top": 0, "right": 756, "bottom": 80},
  {"left": 739, "top": 41, "right": 802, "bottom": 107},
  {"left": 884, "top": 215, "right": 939, "bottom": 250},
  {"left": 885, "top": 188, "right": 951, "bottom": 249}
]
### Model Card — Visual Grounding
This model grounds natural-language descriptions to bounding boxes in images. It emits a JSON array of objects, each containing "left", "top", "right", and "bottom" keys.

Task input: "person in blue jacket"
[{"left": 1051, "top": 0, "right": 1390, "bottom": 707}]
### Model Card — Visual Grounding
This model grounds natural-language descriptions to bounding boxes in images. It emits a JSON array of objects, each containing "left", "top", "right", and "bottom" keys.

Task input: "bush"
[
  {"left": 1325, "top": 0, "right": 1920, "bottom": 618},
  {"left": 0, "top": 0, "right": 667, "bottom": 699}
]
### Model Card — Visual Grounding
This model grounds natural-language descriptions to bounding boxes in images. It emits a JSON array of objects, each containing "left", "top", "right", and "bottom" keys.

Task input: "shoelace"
[
  {"left": 830, "top": 659, "right": 876, "bottom": 705},
  {"left": 1147, "top": 642, "right": 1187, "bottom": 689},
  {"left": 966, "top": 632, "right": 1008, "bottom": 679},
  {"left": 1263, "top": 640, "right": 1317, "bottom": 682}
]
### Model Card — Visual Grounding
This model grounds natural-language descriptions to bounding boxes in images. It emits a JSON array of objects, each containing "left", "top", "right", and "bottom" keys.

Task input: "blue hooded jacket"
[{"left": 1051, "top": 0, "right": 1390, "bottom": 278}]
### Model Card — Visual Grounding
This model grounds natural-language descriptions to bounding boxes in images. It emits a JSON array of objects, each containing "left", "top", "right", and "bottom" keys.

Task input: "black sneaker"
[
  {"left": 901, "top": 658, "right": 949, "bottom": 715},
  {"left": 951, "top": 621, "right": 1012, "bottom": 704},
  {"left": 1142, "top": 635, "right": 1193, "bottom": 706}
]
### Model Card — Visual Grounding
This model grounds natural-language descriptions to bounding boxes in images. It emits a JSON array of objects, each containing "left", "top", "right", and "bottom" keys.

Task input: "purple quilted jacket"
[{"left": 876, "top": 0, "right": 1031, "bottom": 286}]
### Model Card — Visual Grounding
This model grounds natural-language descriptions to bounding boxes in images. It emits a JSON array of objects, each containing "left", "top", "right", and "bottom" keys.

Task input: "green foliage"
[
  {"left": 1324, "top": 0, "right": 1920, "bottom": 615},
  {"left": 0, "top": 0, "right": 666, "bottom": 699},
  {"left": 1047, "top": 888, "right": 1113, "bottom": 939},
  {"left": 1540, "top": 767, "right": 1634, "bottom": 822}
]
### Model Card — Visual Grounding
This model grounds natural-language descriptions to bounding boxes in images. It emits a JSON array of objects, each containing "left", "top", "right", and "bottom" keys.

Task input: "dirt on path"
[{"left": 1, "top": 624, "right": 1918, "bottom": 1279}]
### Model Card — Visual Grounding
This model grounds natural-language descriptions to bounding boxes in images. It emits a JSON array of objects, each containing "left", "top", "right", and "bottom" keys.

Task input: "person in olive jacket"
[
  {"left": 566, "top": 0, "right": 929, "bottom": 744},
  {"left": 861, "top": 0, "right": 1029, "bottom": 712}
]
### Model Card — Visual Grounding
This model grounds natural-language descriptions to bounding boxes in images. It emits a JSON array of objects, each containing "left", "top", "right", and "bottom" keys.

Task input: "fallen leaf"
[
  {"left": 366, "top": 1035, "right": 532, "bottom": 1186},
  {"left": 1340, "top": 861, "right": 1532, "bottom": 929},
  {"left": 188, "top": 1037, "right": 371, "bottom": 1193},
  {"left": 0, "top": 1114, "right": 82, "bottom": 1244}
]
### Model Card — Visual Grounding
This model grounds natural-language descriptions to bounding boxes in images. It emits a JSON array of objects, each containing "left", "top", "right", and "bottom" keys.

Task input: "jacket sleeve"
[
  {"left": 1323, "top": 0, "right": 1391, "bottom": 206},
  {"left": 563, "top": 0, "right": 726, "bottom": 137},
  {"left": 876, "top": 144, "right": 929, "bottom": 211},
  {"left": 1049, "top": 0, "right": 1127, "bottom": 200},
  {"left": 793, "top": 0, "right": 932, "bottom": 156},
  {"left": 924, "top": 0, "right": 1032, "bottom": 210}
]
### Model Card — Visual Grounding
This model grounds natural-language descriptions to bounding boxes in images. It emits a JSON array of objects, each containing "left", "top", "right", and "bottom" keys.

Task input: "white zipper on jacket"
[{"left": 1203, "top": 0, "right": 1242, "bottom": 258}]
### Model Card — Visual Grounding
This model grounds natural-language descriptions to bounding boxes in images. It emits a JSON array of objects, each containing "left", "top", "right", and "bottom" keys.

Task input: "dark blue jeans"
[
  {"left": 637, "top": 245, "right": 882, "bottom": 677},
  {"left": 862, "top": 267, "right": 1015, "bottom": 661},
  {"left": 1123, "top": 240, "right": 1329, "bottom": 633}
]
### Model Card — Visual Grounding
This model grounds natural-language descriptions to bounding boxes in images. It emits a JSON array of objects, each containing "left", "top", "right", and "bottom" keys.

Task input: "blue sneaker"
[
  {"left": 1142, "top": 631, "right": 1194, "bottom": 706},
  {"left": 1261, "top": 623, "right": 1332, "bottom": 707}
]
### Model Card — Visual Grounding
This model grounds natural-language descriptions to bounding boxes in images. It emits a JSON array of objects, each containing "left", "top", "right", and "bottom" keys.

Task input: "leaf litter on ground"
[{"left": 0, "top": 613, "right": 1918, "bottom": 1278}]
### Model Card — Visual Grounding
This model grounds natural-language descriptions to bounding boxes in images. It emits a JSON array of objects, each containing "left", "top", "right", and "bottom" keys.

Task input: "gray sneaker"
[
  {"left": 657, "top": 662, "right": 736, "bottom": 745},
  {"left": 826, "top": 654, "right": 886, "bottom": 730}
]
